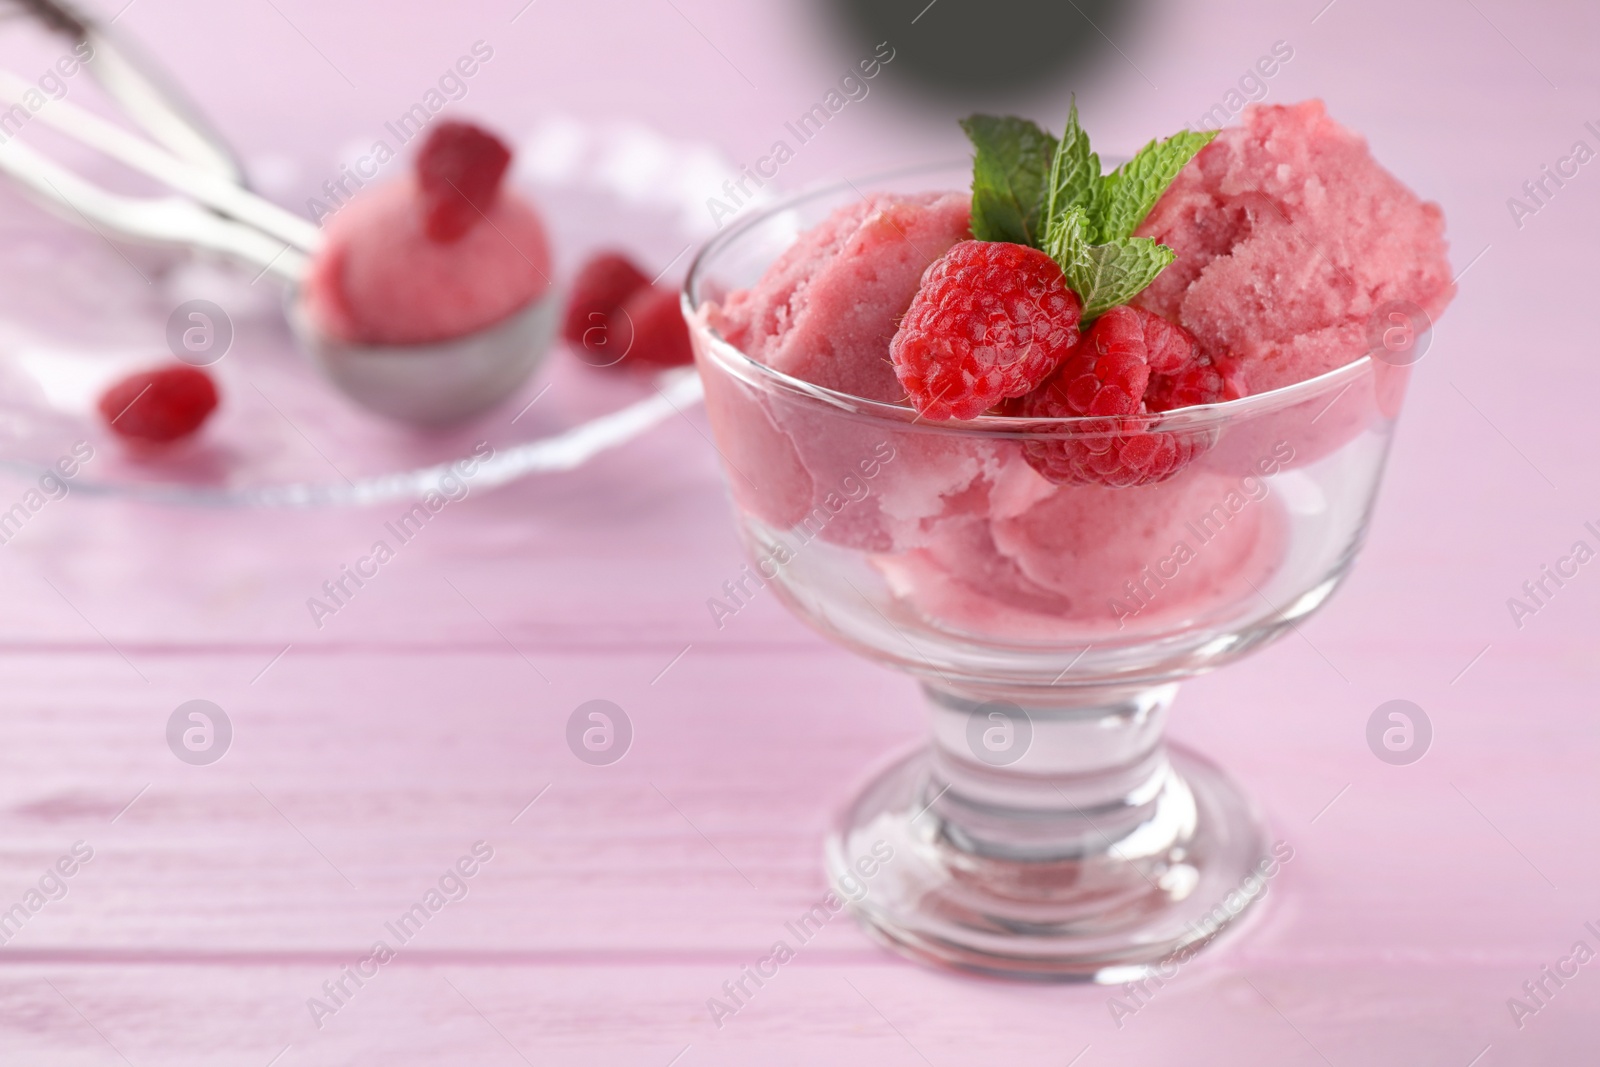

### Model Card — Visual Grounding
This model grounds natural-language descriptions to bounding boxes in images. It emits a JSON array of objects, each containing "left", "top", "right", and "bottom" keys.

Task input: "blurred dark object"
[
  {"left": 8, "top": 0, "right": 85, "bottom": 35},
  {"left": 824, "top": 0, "right": 1142, "bottom": 98}
]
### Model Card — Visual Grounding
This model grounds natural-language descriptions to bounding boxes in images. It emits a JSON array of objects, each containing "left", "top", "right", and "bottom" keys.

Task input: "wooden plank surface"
[{"left": 0, "top": 0, "right": 1597, "bottom": 1062}]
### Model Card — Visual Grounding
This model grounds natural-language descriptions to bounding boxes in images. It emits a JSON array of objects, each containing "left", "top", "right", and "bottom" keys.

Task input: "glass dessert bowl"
[{"left": 684, "top": 161, "right": 1414, "bottom": 981}]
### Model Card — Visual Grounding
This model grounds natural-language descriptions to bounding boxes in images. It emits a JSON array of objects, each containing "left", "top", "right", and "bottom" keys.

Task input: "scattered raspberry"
[
  {"left": 98, "top": 366, "right": 218, "bottom": 444},
  {"left": 415, "top": 121, "right": 513, "bottom": 242},
  {"left": 562, "top": 251, "right": 651, "bottom": 353},
  {"left": 610, "top": 285, "right": 693, "bottom": 368},
  {"left": 890, "top": 241, "right": 1082, "bottom": 420},
  {"left": 1018, "top": 306, "right": 1221, "bottom": 488},
  {"left": 562, "top": 252, "right": 691, "bottom": 370}
]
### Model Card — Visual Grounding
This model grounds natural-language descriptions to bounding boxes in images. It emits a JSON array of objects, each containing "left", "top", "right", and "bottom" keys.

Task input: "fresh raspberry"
[
  {"left": 1018, "top": 306, "right": 1221, "bottom": 488},
  {"left": 609, "top": 285, "right": 693, "bottom": 368},
  {"left": 415, "top": 121, "right": 513, "bottom": 242},
  {"left": 562, "top": 251, "right": 651, "bottom": 358},
  {"left": 98, "top": 366, "right": 218, "bottom": 443},
  {"left": 1145, "top": 349, "right": 1245, "bottom": 411},
  {"left": 890, "top": 240, "right": 1082, "bottom": 420}
]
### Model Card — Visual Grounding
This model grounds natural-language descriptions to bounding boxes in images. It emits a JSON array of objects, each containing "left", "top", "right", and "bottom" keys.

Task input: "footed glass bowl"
[{"left": 684, "top": 163, "right": 1409, "bottom": 980}]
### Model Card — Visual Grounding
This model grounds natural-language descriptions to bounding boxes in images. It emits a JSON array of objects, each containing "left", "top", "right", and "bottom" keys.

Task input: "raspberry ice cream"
[
  {"left": 1133, "top": 101, "right": 1453, "bottom": 394},
  {"left": 715, "top": 191, "right": 972, "bottom": 402},
  {"left": 303, "top": 122, "right": 552, "bottom": 347},
  {"left": 695, "top": 100, "right": 1451, "bottom": 639},
  {"left": 707, "top": 191, "right": 992, "bottom": 551},
  {"left": 879, "top": 454, "right": 1288, "bottom": 639}
]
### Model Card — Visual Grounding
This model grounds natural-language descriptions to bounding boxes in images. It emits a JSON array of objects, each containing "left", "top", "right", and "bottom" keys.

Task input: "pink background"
[{"left": 0, "top": 0, "right": 1596, "bottom": 1063}]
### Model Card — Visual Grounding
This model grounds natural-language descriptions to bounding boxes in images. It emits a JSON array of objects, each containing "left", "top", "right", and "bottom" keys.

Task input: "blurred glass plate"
[{"left": 0, "top": 118, "right": 724, "bottom": 506}]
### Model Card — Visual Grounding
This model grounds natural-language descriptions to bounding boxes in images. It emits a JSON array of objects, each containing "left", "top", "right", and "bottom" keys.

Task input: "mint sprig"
[{"left": 962, "top": 101, "right": 1216, "bottom": 321}]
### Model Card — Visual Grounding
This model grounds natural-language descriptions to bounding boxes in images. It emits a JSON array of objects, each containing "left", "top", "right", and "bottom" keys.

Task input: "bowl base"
[{"left": 826, "top": 742, "right": 1274, "bottom": 982}]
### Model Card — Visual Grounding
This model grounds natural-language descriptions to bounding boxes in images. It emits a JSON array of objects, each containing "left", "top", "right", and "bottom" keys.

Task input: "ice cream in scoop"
[{"left": 302, "top": 121, "right": 552, "bottom": 347}]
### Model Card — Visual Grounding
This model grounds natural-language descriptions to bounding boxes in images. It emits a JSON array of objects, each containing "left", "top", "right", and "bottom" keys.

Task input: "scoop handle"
[
  {"left": 0, "top": 68, "right": 320, "bottom": 253},
  {"left": 13, "top": 0, "right": 247, "bottom": 181},
  {"left": 0, "top": 135, "right": 308, "bottom": 283}
]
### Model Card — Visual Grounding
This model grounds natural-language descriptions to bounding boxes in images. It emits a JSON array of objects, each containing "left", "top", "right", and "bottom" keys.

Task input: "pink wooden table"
[{"left": 1, "top": 0, "right": 1595, "bottom": 1063}]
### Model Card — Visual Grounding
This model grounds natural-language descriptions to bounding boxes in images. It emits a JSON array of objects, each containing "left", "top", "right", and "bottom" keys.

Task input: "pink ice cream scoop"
[
  {"left": 707, "top": 191, "right": 990, "bottom": 552},
  {"left": 294, "top": 120, "right": 559, "bottom": 426},
  {"left": 716, "top": 191, "right": 972, "bottom": 403},
  {"left": 879, "top": 455, "right": 1287, "bottom": 641},
  {"left": 303, "top": 178, "right": 551, "bottom": 347},
  {"left": 1133, "top": 100, "right": 1454, "bottom": 396}
]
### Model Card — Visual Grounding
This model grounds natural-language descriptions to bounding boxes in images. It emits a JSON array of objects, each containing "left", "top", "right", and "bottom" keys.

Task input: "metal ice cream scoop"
[{"left": 0, "top": 3, "right": 554, "bottom": 425}]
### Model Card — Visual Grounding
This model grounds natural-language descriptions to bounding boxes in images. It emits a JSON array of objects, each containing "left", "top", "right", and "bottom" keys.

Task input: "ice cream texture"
[
  {"left": 714, "top": 191, "right": 972, "bottom": 403},
  {"left": 700, "top": 100, "right": 1450, "bottom": 633},
  {"left": 1134, "top": 101, "right": 1453, "bottom": 394}
]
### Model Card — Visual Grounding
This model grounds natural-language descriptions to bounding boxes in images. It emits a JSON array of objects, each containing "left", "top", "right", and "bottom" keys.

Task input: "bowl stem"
[{"left": 827, "top": 680, "right": 1277, "bottom": 980}]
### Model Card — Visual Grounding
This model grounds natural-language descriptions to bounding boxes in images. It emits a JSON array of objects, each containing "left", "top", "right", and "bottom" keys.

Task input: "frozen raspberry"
[
  {"left": 415, "top": 121, "right": 513, "bottom": 242},
  {"left": 890, "top": 241, "right": 1082, "bottom": 420},
  {"left": 609, "top": 284, "right": 693, "bottom": 368},
  {"left": 1018, "top": 306, "right": 1221, "bottom": 488},
  {"left": 98, "top": 366, "right": 218, "bottom": 443},
  {"left": 562, "top": 251, "right": 651, "bottom": 358}
]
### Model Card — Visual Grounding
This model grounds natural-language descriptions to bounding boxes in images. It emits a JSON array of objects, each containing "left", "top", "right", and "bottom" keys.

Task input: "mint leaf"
[
  {"left": 1043, "top": 99, "right": 1100, "bottom": 241},
  {"left": 1063, "top": 238, "right": 1176, "bottom": 320},
  {"left": 1098, "top": 129, "right": 1217, "bottom": 242},
  {"left": 961, "top": 114, "right": 1057, "bottom": 246},
  {"left": 1045, "top": 206, "right": 1173, "bottom": 321},
  {"left": 1049, "top": 204, "right": 1177, "bottom": 319},
  {"left": 1043, "top": 204, "right": 1091, "bottom": 278}
]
